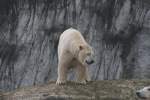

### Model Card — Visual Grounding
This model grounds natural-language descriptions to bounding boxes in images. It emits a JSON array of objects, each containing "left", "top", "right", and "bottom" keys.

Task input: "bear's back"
[{"left": 60, "top": 28, "right": 85, "bottom": 43}]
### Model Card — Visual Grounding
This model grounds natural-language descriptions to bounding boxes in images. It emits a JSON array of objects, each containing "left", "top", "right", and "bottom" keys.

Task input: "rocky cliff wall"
[{"left": 0, "top": 0, "right": 149, "bottom": 91}]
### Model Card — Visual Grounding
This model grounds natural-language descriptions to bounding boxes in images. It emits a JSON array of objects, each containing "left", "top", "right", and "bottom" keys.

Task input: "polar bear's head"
[
  {"left": 136, "top": 86, "right": 150, "bottom": 99},
  {"left": 78, "top": 45, "right": 94, "bottom": 65}
]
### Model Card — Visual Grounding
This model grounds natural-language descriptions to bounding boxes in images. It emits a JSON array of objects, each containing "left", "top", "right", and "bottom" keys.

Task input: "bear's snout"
[
  {"left": 136, "top": 86, "right": 150, "bottom": 99},
  {"left": 136, "top": 91, "right": 144, "bottom": 99}
]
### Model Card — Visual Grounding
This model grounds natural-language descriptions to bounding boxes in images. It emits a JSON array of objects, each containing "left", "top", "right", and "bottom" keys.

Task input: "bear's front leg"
[
  {"left": 75, "top": 65, "right": 87, "bottom": 84},
  {"left": 85, "top": 67, "right": 91, "bottom": 82},
  {"left": 56, "top": 61, "right": 68, "bottom": 85}
]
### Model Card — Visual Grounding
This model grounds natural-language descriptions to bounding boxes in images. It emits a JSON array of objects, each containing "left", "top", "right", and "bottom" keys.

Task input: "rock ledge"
[{"left": 1, "top": 80, "right": 150, "bottom": 100}]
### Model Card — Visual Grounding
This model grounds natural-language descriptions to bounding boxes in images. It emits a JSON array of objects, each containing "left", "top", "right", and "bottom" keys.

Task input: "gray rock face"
[{"left": 0, "top": 0, "right": 150, "bottom": 91}]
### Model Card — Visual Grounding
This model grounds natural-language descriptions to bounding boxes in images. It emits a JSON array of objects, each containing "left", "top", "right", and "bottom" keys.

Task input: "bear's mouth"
[{"left": 85, "top": 60, "right": 94, "bottom": 65}]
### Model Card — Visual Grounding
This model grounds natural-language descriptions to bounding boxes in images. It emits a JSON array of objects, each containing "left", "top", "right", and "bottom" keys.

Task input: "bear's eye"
[{"left": 147, "top": 88, "right": 150, "bottom": 91}]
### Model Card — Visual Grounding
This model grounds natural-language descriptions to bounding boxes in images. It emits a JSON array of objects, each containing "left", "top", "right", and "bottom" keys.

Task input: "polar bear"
[
  {"left": 136, "top": 86, "right": 150, "bottom": 99},
  {"left": 56, "top": 28, "right": 94, "bottom": 85}
]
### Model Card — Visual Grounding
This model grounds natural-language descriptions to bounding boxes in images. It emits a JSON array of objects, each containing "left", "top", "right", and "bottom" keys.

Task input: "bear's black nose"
[
  {"left": 86, "top": 60, "right": 94, "bottom": 65},
  {"left": 136, "top": 91, "right": 140, "bottom": 97}
]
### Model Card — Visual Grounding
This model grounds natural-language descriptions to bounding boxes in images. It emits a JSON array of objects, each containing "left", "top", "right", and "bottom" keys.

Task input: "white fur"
[{"left": 56, "top": 28, "right": 93, "bottom": 85}]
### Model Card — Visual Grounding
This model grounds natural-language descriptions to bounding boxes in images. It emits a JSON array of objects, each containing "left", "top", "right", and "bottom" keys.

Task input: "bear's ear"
[{"left": 79, "top": 45, "right": 84, "bottom": 50}]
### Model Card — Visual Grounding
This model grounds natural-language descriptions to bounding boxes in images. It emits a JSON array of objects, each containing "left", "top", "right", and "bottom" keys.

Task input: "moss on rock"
[{"left": 2, "top": 80, "right": 150, "bottom": 100}]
